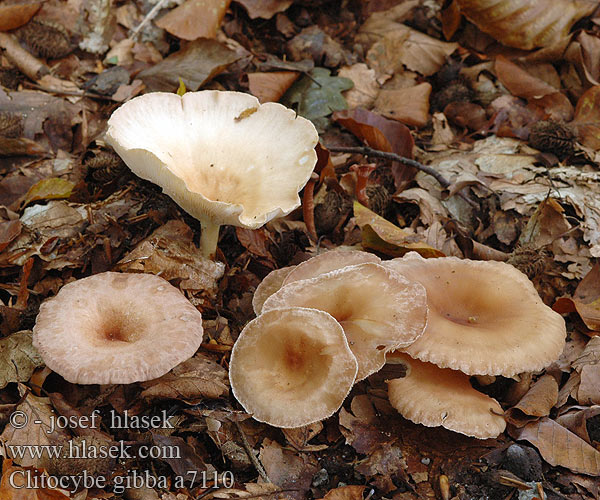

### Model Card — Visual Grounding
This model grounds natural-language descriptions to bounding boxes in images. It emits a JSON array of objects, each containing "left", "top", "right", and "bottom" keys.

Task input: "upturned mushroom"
[
  {"left": 33, "top": 272, "right": 204, "bottom": 384},
  {"left": 262, "top": 263, "right": 428, "bottom": 381},
  {"left": 105, "top": 91, "right": 319, "bottom": 258},
  {"left": 384, "top": 253, "right": 566, "bottom": 377},
  {"left": 229, "top": 307, "right": 358, "bottom": 428},
  {"left": 386, "top": 352, "right": 506, "bottom": 439}
]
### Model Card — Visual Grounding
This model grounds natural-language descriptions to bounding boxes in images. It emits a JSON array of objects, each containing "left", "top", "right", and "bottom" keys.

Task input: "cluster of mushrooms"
[{"left": 229, "top": 250, "right": 566, "bottom": 439}]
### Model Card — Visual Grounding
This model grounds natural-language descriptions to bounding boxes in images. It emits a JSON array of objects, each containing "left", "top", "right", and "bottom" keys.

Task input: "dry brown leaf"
[
  {"left": 156, "top": 0, "right": 231, "bottom": 40},
  {"left": 0, "top": 386, "right": 70, "bottom": 468},
  {"left": 235, "top": 0, "right": 293, "bottom": 19},
  {"left": 140, "top": 355, "right": 229, "bottom": 402},
  {"left": 456, "top": 0, "right": 597, "bottom": 50},
  {"left": 318, "top": 486, "right": 366, "bottom": 500},
  {"left": 556, "top": 405, "right": 600, "bottom": 443},
  {"left": 0, "top": 331, "right": 43, "bottom": 389},
  {"left": 138, "top": 38, "right": 240, "bottom": 92},
  {"left": 572, "top": 337, "right": 600, "bottom": 404},
  {"left": 247, "top": 71, "right": 299, "bottom": 103},
  {"left": 0, "top": 459, "right": 71, "bottom": 499},
  {"left": 338, "top": 64, "right": 380, "bottom": 109},
  {"left": 115, "top": 220, "right": 225, "bottom": 294},
  {"left": 554, "top": 263, "right": 600, "bottom": 331},
  {"left": 282, "top": 422, "right": 327, "bottom": 452},
  {"left": 572, "top": 85, "right": 600, "bottom": 150},
  {"left": 505, "top": 375, "right": 559, "bottom": 427},
  {"left": 373, "top": 83, "right": 432, "bottom": 127},
  {"left": 0, "top": 2, "right": 42, "bottom": 31},
  {"left": 511, "top": 417, "right": 600, "bottom": 476}
]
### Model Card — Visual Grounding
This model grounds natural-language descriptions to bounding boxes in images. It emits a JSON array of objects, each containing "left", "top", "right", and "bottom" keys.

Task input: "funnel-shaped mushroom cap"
[
  {"left": 105, "top": 91, "right": 318, "bottom": 228},
  {"left": 384, "top": 253, "right": 566, "bottom": 376},
  {"left": 252, "top": 250, "right": 380, "bottom": 315},
  {"left": 282, "top": 249, "right": 380, "bottom": 286},
  {"left": 33, "top": 272, "right": 204, "bottom": 384},
  {"left": 229, "top": 307, "right": 358, "bottom": 428},
  {"left": 252, "top": 266, "right": 294, "bottom": 316},
  {"left": 262, "top": 263, "right": 428, "bottom": 381},
  {"left": 387, "top": 352, "right": 506, "bottom": 439}
]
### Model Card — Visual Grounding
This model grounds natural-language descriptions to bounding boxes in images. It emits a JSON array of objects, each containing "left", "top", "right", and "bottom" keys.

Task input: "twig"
[
  {"left": 0, "top": 32, "right": 49, "bottom": 80},
  {"left": 130, "top": 0, "right": 171, "bottom": 40},
  {"left": 234, "top": 420, "right": 270, "bottom": 483},
  {"left": 326, "top": 145, "right": 451, "bottom": 188},
  {"left": 302, "top": 173, "right": 318, "bottom": 241}
]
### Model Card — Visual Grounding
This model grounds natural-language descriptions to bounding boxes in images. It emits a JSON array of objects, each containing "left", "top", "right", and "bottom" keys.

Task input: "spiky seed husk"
[
  {"left": 0, "top": 112, "right": 24, "bottom": 138},
  {"left": 0, "top": 67, "right": 23, "bottom": 90},
  {"left": 84, "top": 150, "right": 128, "bottom": 184},
  {"left": 528, "top": 120, "right": 575, "bottom": 158},
  {"left": 17, "top": 19, "right": 72, "bottom": 59}
]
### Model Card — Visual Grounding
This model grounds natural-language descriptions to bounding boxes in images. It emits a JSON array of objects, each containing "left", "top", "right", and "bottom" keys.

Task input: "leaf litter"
[{"left": 1, "top": 0, "right": 600, "bottom": 499}]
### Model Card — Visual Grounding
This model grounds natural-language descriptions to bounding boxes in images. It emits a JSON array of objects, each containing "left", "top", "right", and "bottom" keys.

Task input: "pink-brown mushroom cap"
[
  {"left": 33, "top": 272, "right": 204, "bottom": 384},
  {"left": 387, "top": 352, "right": 506, "bottom": 439},
  {"left": 262, "top": 263, "right": 428, "bottom": 381},
  {"left": 384, "top": 253, "right": 566, "bottom": 376}
]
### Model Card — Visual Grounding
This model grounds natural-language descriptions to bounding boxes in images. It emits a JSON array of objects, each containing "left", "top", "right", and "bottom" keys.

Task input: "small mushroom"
[
  {"left": 252, "top": 249, "right": 380, "bottom": 315},
  {"left": 262, "top": 263, "right": 428, "bottom": 381},
  {"left": 105, "top": 91, "right": 318, "bottom": 258},
  {"left": 384, "top": 253, "right": 566, "bottom": 376},
  {"left": 386, "top": 352, "right": 506, "bottom": 439},
  {"left": 229, "top": 307, "right": 358, "bottom": 428},
  {"left": 33, "top": 272, "right": 204, "bottom": 384}
]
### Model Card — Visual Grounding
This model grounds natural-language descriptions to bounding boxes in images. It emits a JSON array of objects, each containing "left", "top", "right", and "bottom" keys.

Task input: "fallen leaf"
[
  {"left": 235, "top": 0, "right": 292, "bottom": 18},
  {"left": 0, "top": 459, "right": 70, "bottom": 499},
  {"left": 156, "top": 0, "right": 231, "bottom": 40},
  {"left": 556, "top": 405, "right": 600, "bottom": 444},
  {"left": 354, "top": 202, "right": 445, "bottom": 258},
  {"left": 151, "top": 434, "right": 211, "bottom": 478},
  {"left": 456, "top": 0, "right": 596, "bottom": 50},
  {"left": 138, "top": 38, "right": 241, "bottom": 92},
  {"left": 554, "top": 263, "right": 600, "bottom": 331},
  {"left": 518, "top": 198, "right": 572, "bottom": 249},
  {"left": 505, "top": 375, "right": 559, "bottom": 427},
  {"left": 0, "top": 2, "right": 42, "bottom": 31},
  {"left": 572, "top": 337, "right": 600, "bottom": 404},
  {"left": 0, "top": 219, "right": 21, "bottom": 252},
  {"left": 235, "top": 227, "right": 272, "bottom": 258},
  {"left": 0, "top": 385, "right": 70, "bottom": 467},
  {"left": 0, "top": 137, "right": 46, "bottom": 157},
  {"left": 338, "top": 63, "right": 380, "bottom": 109},
  {"left": 287, "top": 26, "right": 352, "bottom": 68},
  {"left": 22, "top": 178, "right": 74, "bottom": 208},
  {"left": 247, "top": 71, "right": 299, "bottom": 103},
  {"left": 140, "top": 354, "right": 229, "bottom": 402},
  {"left": 373, "top": 83, "right": 432, "bottom": 127},
  {"left": 282, "top": 67, "right": 353, "bottom": 128},
  {"left": 0, "top": 330, "right": 43, "bottom": 389},
  {"left": 511, "top": 417, "right": 600, "bottom": 476},
  {"left": 355, "top": 443, "right": 406, "bottom": 493},
  {"left": 572, "top": 85, "right": 600, "bottom": 150},
  {"left": 318, "top": 485, "right": 366, "bottom": 500}
]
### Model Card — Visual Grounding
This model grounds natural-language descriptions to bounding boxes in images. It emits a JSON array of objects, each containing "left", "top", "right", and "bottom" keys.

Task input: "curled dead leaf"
[
  {"left": 505, "top": 375, "right": 559, "bottom": 427},
  {"left": 0, "top": 2, "right": 42, "bottom": 31}
]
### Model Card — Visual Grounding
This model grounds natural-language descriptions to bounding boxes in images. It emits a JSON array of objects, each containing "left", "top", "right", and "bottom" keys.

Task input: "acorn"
[
  {"left": 0, "top": 112, "right": 24, "bottom": 138},
  {"left": 528, "top": 120, "right": 575, "bottom": 158},
  {"left": 16, "top": 19, "right": 72, "bottom": 59}
]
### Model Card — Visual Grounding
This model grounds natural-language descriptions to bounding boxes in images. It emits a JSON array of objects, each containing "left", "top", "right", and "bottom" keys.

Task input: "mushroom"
[
  {"left": 229, "top": 307, "right": 358, "bottom": 428},
  {"left": 33, "top": 272, "right": 204, "bottom": 384},
  {"left": 384, "top": 253, "right": 566, "bottom": 376},
  {"left": 105, "top": 91, "right": 319, "bottom": 258},
  {"left": 386, "top": 352, "right": 506, "bottom": 439},
  {"left": 252, "top": 249, "right": 380, "bottom": 315},
  {"left": 262, "top": 263, "right": 428, "bottom": 381}
]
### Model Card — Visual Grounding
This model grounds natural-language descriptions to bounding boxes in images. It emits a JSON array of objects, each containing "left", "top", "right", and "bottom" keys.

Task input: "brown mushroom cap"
[
  {"left": 282, "top": 249, "right": 380, "bottom": 286},
  {"left": 387, "top": 352, "right": 506, "bottom": 439},
  {"left": 33, "top": 272, "right": 204, "bottom": 384},
  {"left": 252, "top": 266, "right": 294, "bottom": 316},
  {"left": 229, "top": 307, "right": 358, "bottom": 428},
  {"left": 262, "top": 263, "right": 428, "bottom": 381},
  {"left": 384, "top": 253, "right": 566, "bottom": 376}
]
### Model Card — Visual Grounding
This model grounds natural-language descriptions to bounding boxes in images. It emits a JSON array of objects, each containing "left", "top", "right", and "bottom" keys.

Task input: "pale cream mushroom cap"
[
  {"left": 32, "top": 272, "right": 204, "bottom": 384},
  {"left": 384, "top": 253, "right": 566, "bottom": 377},
  {"left": 105, "top": 91, "right": 318, "bottom": 229},
  {"left": 387, "top": 352, "right": 506, "bottom": 439},
  {"left": 282, "top": 249, "right": 381, "bottom": 286},
  {"left": 252, "top": 266, "right": 294, "bottom": 316},
  {"left": 262, "top": 263, "right": 428, "bottom": 381},
  {"left": 252, "top": 250, "right": 380, "bottom": 315},
  {"left": 229, "top": 307, "right": 358, "bottom": 428}
]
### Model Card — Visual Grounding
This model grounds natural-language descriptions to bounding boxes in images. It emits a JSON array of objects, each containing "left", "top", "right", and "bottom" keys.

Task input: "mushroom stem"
[{"left": 199, "top": 221, "right": 221, "bottom": 259}]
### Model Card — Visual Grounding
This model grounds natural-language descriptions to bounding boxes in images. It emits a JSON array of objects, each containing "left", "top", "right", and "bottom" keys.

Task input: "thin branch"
[
  {"left": 234, "top": 420, "right": 270, "bottom": 483},
  {"left": 325, "top": 145, "right": 451, "bottom": 188}
]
